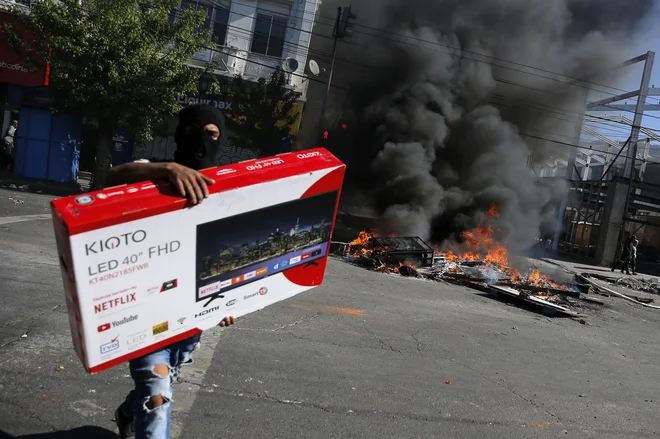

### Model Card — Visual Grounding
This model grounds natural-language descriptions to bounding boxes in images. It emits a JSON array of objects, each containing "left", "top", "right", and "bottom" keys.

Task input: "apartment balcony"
[
  {"left": 243, "top": 52, "right": 282, "bottom": 81},
  {"left": 186, "top": 45, "right": 236, "bottom": 75},
  {"left": 186, "top": 46, "right": 305, "bottom": 97},
  {"left": 243, "top": 52, "right": 306, "bottom": 94}
]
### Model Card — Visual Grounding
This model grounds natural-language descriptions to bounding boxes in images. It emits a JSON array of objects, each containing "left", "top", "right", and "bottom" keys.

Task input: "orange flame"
[
  {"left": 348, "top": 231, "right": 379, "bottom": 257},
  {"left": 457, "top": 220, "right": 507, "bottom": 268},
  {"left": 346, "top": 203, "right": 566, "bottom": 291},
  {"left": 387, "top": 261, "right": 417, "bottom": 274}
]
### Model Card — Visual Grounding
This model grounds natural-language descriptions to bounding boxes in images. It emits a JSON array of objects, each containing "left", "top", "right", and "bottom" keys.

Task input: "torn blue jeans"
[{"left": 124, "top": 334, "right": 201, "bottom": 439}]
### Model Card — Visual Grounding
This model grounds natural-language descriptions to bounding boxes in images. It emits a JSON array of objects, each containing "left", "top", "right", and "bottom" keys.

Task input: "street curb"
[{"left": 0, "top": 180, "right": 87, "bottom": 198}]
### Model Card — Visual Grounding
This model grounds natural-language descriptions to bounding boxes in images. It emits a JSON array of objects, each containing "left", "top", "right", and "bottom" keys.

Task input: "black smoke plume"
[{"left": 318, "top": 0, "right": 655, "bottom": 253}]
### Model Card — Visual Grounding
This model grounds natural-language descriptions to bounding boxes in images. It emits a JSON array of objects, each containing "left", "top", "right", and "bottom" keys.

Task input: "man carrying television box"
[{"left": 105, "top": 104, "right": 237, "bottom": 439}]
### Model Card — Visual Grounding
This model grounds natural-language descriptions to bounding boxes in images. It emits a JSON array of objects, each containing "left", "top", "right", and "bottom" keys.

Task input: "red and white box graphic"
[{"left": 51, "top": 148, "right": 345, "bottom": 373}]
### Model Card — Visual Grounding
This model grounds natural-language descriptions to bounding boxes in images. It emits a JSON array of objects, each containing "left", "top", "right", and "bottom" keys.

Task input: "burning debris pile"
[{"left": 339, "top": 205, "right": 583, "bottom": 317}]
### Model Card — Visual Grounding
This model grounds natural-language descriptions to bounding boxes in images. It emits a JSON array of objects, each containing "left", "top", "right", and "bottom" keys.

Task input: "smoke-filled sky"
[{"left": 300, "top": 0, "right": 656, "bottom": 253}]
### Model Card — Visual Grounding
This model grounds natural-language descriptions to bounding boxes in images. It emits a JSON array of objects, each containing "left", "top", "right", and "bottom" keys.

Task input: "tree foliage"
[
  {"left": 226, "top": 69, "right": 300, "bottom": 158},
  {"left": 2, "top": 0, "right": 210, "bottom": 187}
]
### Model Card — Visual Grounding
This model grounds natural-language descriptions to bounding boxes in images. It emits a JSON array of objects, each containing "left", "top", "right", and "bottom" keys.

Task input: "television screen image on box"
[{"left": 195, "top": 190, "right": 339, "bottom": 303}]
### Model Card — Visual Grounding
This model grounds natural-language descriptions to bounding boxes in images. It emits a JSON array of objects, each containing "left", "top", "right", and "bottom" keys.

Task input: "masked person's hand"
[
  {"left": 165, "top": 162, "right": 215, "bottom": 205},
  {"left": 219, "top": 316, "right": 237, "bottom": 327}
]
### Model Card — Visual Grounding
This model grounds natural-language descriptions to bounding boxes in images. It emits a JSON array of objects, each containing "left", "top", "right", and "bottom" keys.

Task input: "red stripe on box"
[
  {"left": 52, "top": 148, "right": 344, "bottom": 236},
  {"left": 88, "top": 328, "right": 202, "bottom": 374},
  {"left": 282, "top": 166, "right": 346, "bottom": 287}
]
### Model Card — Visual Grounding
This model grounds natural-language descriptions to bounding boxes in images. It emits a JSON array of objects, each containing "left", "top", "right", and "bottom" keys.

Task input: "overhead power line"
[
  {"left": 227, "top": 0, "right": 655, "bottom": 100},
  {"left": 175, "top": 4, "right": 660, "bottom": 145},
  {"left": 195, "top": 0, "right": 652, "bottom": 105}
]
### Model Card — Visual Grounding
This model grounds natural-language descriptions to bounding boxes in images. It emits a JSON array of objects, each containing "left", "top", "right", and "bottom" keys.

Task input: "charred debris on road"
[{"left": 330, "top": 205, "right": 600, "bottom": 318}]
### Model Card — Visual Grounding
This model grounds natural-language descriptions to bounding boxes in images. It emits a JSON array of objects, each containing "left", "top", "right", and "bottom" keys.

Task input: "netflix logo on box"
[{"left": 94, "top": 293, "right": 136, "bottom": 314}]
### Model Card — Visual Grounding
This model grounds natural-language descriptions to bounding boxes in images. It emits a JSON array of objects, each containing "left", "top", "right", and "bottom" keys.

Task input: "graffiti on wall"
[
  {"left": 216, "top": 136, "right": 257, "bottom": 165},
  {"left": 136, "top": 132, "right": 257, "bottom": 166}
]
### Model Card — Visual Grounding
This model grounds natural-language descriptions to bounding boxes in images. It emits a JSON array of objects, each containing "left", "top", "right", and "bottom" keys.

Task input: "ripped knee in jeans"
[{"left": 144, "top": 364, "right": 171, "bottom": 411}]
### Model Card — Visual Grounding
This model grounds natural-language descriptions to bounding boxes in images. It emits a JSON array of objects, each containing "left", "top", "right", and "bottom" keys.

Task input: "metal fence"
[
  {"left": 556, "top": 178, "right": 660, "bottom": 263},
  {"left": 556, "top": 180, "right": 609, "bottom": 258}
]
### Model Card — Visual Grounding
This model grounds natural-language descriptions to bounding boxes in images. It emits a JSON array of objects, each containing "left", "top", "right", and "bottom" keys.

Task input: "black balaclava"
[{"left": 174, "top": 104, "right": 226, "bottom": 170}]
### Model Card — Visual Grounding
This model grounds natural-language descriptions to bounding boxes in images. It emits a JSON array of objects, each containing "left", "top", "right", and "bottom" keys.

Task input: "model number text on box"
[
  {"left": 246, "top": 159, "right": 284, "bottom": 171},
  {"left": 87, "top": 240, "right": 181, "bottom": 276}
]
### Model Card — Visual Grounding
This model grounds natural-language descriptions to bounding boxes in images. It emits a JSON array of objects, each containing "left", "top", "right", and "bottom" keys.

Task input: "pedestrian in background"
[
  {"left": 625, "top": 235, "right": 639, "bottom": 276},
  {"left": 2, "top": 120, "right": 18, "bottom": 171},
  {"left": 612, "top": 235, "right": 632, "bottom": 274}
]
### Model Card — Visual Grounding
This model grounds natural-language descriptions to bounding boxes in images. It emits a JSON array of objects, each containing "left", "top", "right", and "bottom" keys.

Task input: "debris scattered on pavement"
[
  {"left": 578, "top": 274, "right": 660, "bottom": 310},
  {"left": 337, "top": 226, "right": 587, "bottom": 318},
  {"left": 58, "top": 365, "right": 65, "bottom": 370},
  {"left": 613, "top": 276, "right": 660, "bottom": 295},
  {"left": 579, "top": 272, "right": 660, "bottom": 296},
  {"left": 9, "top": 197, "right": 25, "bottom": 205},
  {"left": 20, "top": 334, "right": 27, "bottom": 338},
  {"left": 445, "top": 380, "right": 451, "bottom": 385}
]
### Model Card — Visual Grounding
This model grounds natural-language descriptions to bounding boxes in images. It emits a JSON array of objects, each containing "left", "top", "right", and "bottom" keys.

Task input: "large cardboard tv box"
[{"left": 51, "top": 148, "right": 345, "bottom": 373}]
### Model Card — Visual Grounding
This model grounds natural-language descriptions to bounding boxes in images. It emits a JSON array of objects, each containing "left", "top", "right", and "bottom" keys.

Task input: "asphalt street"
[{"left": 1, "top": 188, "right": 660, "bottom": 438}]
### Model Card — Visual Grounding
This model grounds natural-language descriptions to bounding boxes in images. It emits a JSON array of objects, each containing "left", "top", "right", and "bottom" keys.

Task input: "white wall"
[
  {"left": 222, "top": 0, "right": 318, "bottom": 99},
  {"left": 225, "top": 0, "right": 257, "bottom": 76},
  {"left": 284, "top": 0, "right": 318, "bottom": 94}
]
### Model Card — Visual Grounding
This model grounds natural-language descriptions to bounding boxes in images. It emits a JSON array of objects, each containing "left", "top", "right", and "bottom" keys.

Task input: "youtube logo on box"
[{"left": 50, "top": 148, "right": 345, "bottom": 374}]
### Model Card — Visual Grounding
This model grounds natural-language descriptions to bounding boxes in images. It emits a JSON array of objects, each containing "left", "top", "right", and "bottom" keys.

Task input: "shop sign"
[
  {"left": 176, "top": 95, "right": 233, "bottom": 112},
  {"left": 0, "top": 11, "right": 49, "bottom": 87}
]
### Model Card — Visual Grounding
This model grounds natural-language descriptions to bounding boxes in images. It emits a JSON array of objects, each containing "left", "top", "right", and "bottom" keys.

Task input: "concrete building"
[{"left": 140, "top": 0, "right": 321, "bottom": 164}]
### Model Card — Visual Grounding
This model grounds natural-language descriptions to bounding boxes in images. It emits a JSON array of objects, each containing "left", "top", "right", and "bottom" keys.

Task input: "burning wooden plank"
[
  {"left": 456, "top": 266, "right": 511, "bottom": 282},
  {"left": 503, "top": 283, "right": 581, "bottom": 299},
  {"left": 487, "top": 284, "right": 579, "bottom": 317}
]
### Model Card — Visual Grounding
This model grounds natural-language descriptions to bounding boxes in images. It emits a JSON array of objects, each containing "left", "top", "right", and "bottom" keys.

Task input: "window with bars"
[
  {"left": 173, "top": 0, "right": 230, "bottom": 47},
  {"left": 250, "top": 13, "right": 288, "bottom": 58}
]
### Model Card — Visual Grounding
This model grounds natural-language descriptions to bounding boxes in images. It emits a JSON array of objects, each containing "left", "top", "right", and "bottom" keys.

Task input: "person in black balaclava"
[
  {"left": 173, "top": 103, "right": 227, "bottom": 170},
  {"left": 107, "top": 103, "right": 227, "bottom": 204},
  {"left": 105, "top": 104, "right": 236, "bottom": 439}
]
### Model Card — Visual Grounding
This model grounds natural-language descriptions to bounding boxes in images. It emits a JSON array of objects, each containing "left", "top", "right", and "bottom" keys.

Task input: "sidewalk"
[
  {"left": 531, "top": 255, "right": 660, "bottom": 303},
  {"left": 0, "top": 170, "right": 89, "bottom": 197}
]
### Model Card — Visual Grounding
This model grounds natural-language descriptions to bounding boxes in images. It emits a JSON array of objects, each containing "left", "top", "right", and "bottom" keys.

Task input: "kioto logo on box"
[{"left": 84, "top": 230, "right": 147, "bottom": 256}]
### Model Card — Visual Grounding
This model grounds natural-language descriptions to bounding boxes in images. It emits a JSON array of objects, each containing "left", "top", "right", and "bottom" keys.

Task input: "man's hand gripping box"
[{"left": 51, "top": 148, "right": 345, "bottom": 373}]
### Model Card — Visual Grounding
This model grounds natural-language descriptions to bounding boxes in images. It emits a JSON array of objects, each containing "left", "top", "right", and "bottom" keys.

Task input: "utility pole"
[
  {"left": 623, "top": 52, "right": 655, "bottom": 179},
  {"left": 316, "top": 5, "right": 357, "bottom": 145},
  {"left": 552, "top": 88, "right": 587, "bottom": 250}
]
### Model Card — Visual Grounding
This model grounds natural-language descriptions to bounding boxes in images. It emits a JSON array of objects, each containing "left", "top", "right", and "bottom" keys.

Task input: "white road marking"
[
  {"left": 170, "top": 325, "right": 226, "bottom": 438},
  {"left": 0, "top": 214, "right": 52, "bottom": 225}
]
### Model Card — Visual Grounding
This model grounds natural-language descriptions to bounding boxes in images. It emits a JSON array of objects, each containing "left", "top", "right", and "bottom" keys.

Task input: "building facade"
[
  {"left": 0, "top": 1, "right": 82, "bottom": 182},
  {"left": 138, "top": 0, "right": 320, "bottom": 165},
  {"left": 2, "top": 0, "right": 320, "bottom": 180}
]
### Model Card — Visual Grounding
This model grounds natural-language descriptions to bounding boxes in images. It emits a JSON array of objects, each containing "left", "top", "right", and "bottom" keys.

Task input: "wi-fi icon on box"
[{"left": 178, "top": 317, "right": 186, "bottom": 325}]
